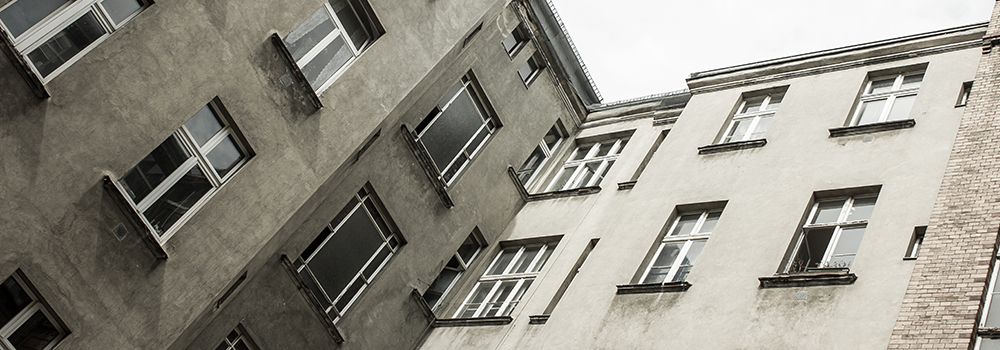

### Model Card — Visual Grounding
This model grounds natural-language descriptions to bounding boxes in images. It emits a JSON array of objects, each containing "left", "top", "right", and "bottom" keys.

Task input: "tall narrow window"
[
  {"left": 216, "top": 325, "right": 259, "bottom": 350},
  {"left": 546, "top": 138, "right": 627, "bottom": 192},
  {"left": 957, "top": 81, "right": 973, "bottom": 107},
  {"left": 415, "top": 73, "right": 500, "bottom": 185},
  {"left": 283, "top": 0, "right": 382, "bottom": 92},
  {"left": 455, "top": 242, "right": 556, "bottom": 318},
  {"left": 720, "top": 91, "right": 783, "bottom": 143},
  {"left": 0, "top": 0, "right": 150, "bottom": 81},
  {"left": 641, "top": 210, "right": 721, "bottom": 283},
  {"left": 0, "top": 270, "right": 68, "bottom": 350},
  {"left": 850, "top": 71, "right": 923, "bottom": 126},
  {"left": 501, "top": 24, "right": 528, "bottom": 58},
  {"left": 292, "top": 187, "right": 402, "bottom": 322},
  {"left": 977, "top": 250, "right": 1000, "bottom": 348},
  {"left": 518, "top": 53, "right": 545, "bottom": 86},
  {"left": 114, "top": 99, "right": 253, "bottom": 242},
  {"left": 516, "top": 123, "right": 563, "bottom": 184},
  {"left": 784, "top": 194, "right": 877, "bottom": 273},
  {"left": 423, "top": 230, "right": 486, "bottom": 310}
]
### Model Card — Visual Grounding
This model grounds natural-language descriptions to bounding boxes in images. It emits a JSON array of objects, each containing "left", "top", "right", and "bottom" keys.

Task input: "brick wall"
[{"left": 888, "top": 3, "right": 1000, "bottom": 349}]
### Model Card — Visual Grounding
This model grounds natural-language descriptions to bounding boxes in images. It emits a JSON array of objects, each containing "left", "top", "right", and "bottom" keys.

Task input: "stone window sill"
[
  {"left": 506, "top": 167, "right": 601, "bottom": 202},
  {"left": 270, "top": 33, "right": 323, "bottom": 110},
  {"left": 828, "top": 119, "right": 915, "bottom": 137},
  {"left": 403, "top": 126, "right": 454, "bottom": 208},
  {"left": 279, "top": 255, "right": 344, "bottom": 343},
  {"left": 102, "top": 176, "right": 167, "bottom": 259},
  {"left": 698, "top": 139, "right": 767, "bottom": 155},
  {"left": 979, "top": 327, "right": 1000, "bottom": 337},
  {"left": 617, "top": 181, "right": 637, "bottom": 190},
  {"left": 758, "top": 270, "right": 857, "bottom": 288},
  {"left": 615, "top": 281, "right": 691, "bottom": 294},
  {"left": 528, "top": 315, "right": 549, "bottom": 324},
  {"left": 433, "top": 316, "right": 513, "bottom": 327}
]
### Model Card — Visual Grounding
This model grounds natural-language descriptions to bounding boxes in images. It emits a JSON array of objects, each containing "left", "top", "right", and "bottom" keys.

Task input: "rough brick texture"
[{"left": 887, "top": 3, "right": 1000, "bottom": 349}]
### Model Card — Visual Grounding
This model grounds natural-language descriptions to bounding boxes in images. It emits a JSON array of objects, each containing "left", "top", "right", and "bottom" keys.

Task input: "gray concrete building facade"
[{"left": 2, "top": 0, "right": 1000, "bottom": 349}]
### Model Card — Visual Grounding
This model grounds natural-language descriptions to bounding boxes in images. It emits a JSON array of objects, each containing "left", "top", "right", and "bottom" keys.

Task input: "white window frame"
[
  {"left": 293, "top": 189, "right": 401, "bottom": 322},
  {"left": 416, "top": 75, "right": 498, "bottom": 186},
  {"left": 849, "top": 71, "right": 923, "bottom": 126},
  {"left": 216, "top": 325, "right": 259, "bottom": 350},
  {"left": 112, "top": 100, "right": 251, "bottom": 242},
  {"left": 287, "top": 2, "right": 373, "bottom": 94},
  {"left": 424, "top": 233, "right": 485, "bottom": 311},
  {"left": 454, "top": 243, "right": 555, "bottom": 318},
  {"left": 640, "top": 210, "right": 720, "bottom": 284},
  {"left": 545, "top": 138, "right": 627, "bottom": 192},
  {"left": 784, "top": 195, "right": 875, "bottom": 273},
  {"left": 516, "top": 124, "right": 563, "bottom": 185},
  {"left": 0, "top": 272, "right": 67, "bottom": 350},
  {"left": 719, "top": 92, "right": 782, "bottom": 144},
  {"left": 0, "top": 0, "right": 148, "bottom": 82},
  {"left": 976, "top": 258, "right": 1000, "bottom": 349}
]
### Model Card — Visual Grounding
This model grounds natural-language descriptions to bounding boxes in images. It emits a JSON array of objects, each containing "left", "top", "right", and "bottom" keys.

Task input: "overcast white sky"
[{"left": 547, "top": 0, "right": 994, "bottom": 103}]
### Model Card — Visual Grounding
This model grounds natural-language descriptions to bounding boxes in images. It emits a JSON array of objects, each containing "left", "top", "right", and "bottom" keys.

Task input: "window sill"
[
  {"left": 432, "top": 316, "right": 513, "bottom": 327},
  {"left": 403, "top": 125, "right": 454, "bottom": 208},
  {"left": 270, "top": 33, "right": 323, "bottom": 110},
  {"left": 979, "top": 328, "right": 1000, "bottom": 337},
  {"left": 102, "top": 176, "right": 167, "bottom": 259},
  {"left": 615, "top": 281, "right": 691, "bottom": 294},
  {"left": 528, "top": 315, "right": 549, "bottom": 324},
  {"left": 279, "top": 255, "right": 345, "bottom": 344},
  {"left": 617, "top": 181, "right": 637, "bottom": 190},
  {"left": 410, "top": 289, "right": 436, "bottom": 322},
  {"left": 0, "top": 26, "right": 48, "bottom": 99},
  {"left": 828, "top": 119, "right": 915, "bottom": 137},
  {"left": 697, "top": 139, "right": 767, "bottom": 155},
  {"left": 505, "top": 166, "right": 601, "bottom": 202},
  {"left": 903, "top": 257, "right": 918, "bottom": 261},
  {"left": 758, "top": 270, "right": 857, "bottom": 288}
]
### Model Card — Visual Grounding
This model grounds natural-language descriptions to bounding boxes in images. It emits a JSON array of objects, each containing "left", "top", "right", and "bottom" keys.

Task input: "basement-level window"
[
  {"left": 115, "top": 99, "right": 252, "bottom": 242},
  {"left": 415, "top": 73, "right": 500, "bottom": 185},
  {"left": 422, "top": 230, "right": 486, "bottom": 310},
  {"left": 0, "top": 0, "right": 149, "bottom": 82},
  {"left": 641, "top": 210, "right": 721, "bottom": 283},
  {"left": 546, "top": 137, "right": 627, "bottom": 192},
  {"left": 0, "top": 270, "right": 68, "bottom": 350},
  {"left": 455, "top": 242, "right": 556, "bottom": 318},
  {"left": 293, "top": 187, "right": 402, "bottom": 322},
  {"left": 783, "top": 194, "right": 877, "bottom": 273},
  {"left": 283, "top": 0, "right": 382, "bottom": 93},
  {"left": 849, "top": 70, "right": 923, "bottom": 126}
]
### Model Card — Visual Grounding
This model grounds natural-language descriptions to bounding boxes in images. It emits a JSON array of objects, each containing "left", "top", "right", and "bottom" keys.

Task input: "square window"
[
  {"left": 216, "top": 325, "right": 259, "bottom": 350},
  {"left": 849, "top": 70, "right": 923, "bottom": 126},
  {"left": 422, "top": 229, "right": 486, "bottom": 310},
  {"left": 517, "top": 53, "right": 545, "bottom": 86},
  {"left": 640, "top": 210, "right": 721, "bottom": 284},
  {"left": 515, "top": 123, "right": 564, "bottom": 185},
  {"left": 545, "top": 137, "right": 627, "bottom": 192},
  {"left": 414, "top": 73, "right": 500, "bottom": 185},
  {"left": 501, "top": 25, "right": 529, "bottom": 58},
  {"left": 783, "top": 194, "right": 878, "bottom": 273},
  {"left": 0, "top": 270, "right": 68, "bottom": 350},
  {"left": 283, "top": 0, "right": 382, "bottom": 93},
  {"left": 719, "top": 90, "right": 784, "bottom": 144},
  {"left": 293, "top": 187, "right": 402, "bottom": 322},
  {"left": 114, "top": 99, "right": 253, "bottom": 242},
  {"left": 454, "top": 242, "right": 556, "bottom": 318},
  {"left": 0, "top": 0, "right": 149, "bottom": 82}
]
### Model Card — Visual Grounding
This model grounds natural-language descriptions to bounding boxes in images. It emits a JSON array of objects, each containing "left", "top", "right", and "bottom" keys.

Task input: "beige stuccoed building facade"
[{"left": 1, "top": 0, "right": 1000, "bottom": 349}]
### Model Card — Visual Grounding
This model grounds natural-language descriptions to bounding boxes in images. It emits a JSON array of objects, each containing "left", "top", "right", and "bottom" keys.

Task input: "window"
[
  {"left": 977, "top": 253, "right": 1000, "bottom": 348},
  {"left": 0, "top": 0, "right": 148, "bottom": 82},
  {"left": 283, "top": 0, "right": 381, "bottom": 92},
  {"left": 501, "top": 25, "right": 528, "bottom": 57},
  {"left": 517, "top": 53, "right": 545, "bottom": 86},
  {"left": 784, "top": 195, "right": 877, "bottom": 273},
  {"left": 0, "top": 270, "right": 67, "bottom": 350},
  {"left": 720, "top": 91, "right": 783, "bottom": 143},
  {"left": 292, "top": 187, "right": 402, "bottom": 322},
  {"left": 515, "top": 123, "right": 563, "bottom": 184},
  {"left": 423, "top": 230, "right": 486, "bottom": 310},
  {"left": 115, "top": 100, "right": 251, "bottom": 242},
  {"left": 904, "top": 226, "right": 925, "bottom": 260},
  {"left": 216, "top": 325, "right": 258, "bottom": 350},
  {"left": 455, "top": 242, "right": 556, "bottom": 318},
  {"left": 958, "top": 81, "right": 973, "bottom": 107},
  {"left": 546, "top": 137, "right": 627, "bottom": 192},
  {"left": 415, "top": 73, "right": 499, "bottom": 185},
  {"left": 850, "top": 71, "right": 923, "bottom": 126},
  {"left": 640, "top": 210, "right": 720, "bottom": 283}
]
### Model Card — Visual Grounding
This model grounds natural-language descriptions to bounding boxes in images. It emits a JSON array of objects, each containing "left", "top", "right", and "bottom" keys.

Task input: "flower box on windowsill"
[
  {"left": 615, "top": 281, "right": 691, "bottom": 294},
  {"left": 758, "top": 269, "right": 857, "bottom": 288}
]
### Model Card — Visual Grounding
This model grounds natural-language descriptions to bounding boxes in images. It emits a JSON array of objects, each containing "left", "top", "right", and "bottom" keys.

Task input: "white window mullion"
[
  {"left": 664, "top": 240, "right": 694, "bottom": 281},
  {"left": 495, "top": 279, "right": 526, "bottom": 316},
  {"left": 135, "top": 157, "right": 199, "bottom": 210},
  {"left": 820, "top": 226, "right": 844, "bottom": 267},
  {"left": 472, "top": 282, "right": 503, "bottom": 317},
  {"left": 296, "top": 29, "right": 341, "bottom": 66},
  {"left": 325, "top": 2, "right": 363, "bottom": 56},
  {"left": 740, "top": 117, "right": 761, "bottom": 142},
  {"left": 503, "top": 247, "right": 526, "bottom": 275},
  {"left": 981, "top": 262, "right": 1000, "bottom": 328}
]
